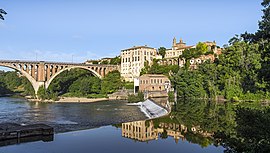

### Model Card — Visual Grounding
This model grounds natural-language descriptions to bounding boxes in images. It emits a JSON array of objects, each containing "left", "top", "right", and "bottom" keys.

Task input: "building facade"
[
  {"left": 139, "top": 74, "right": 171, "bottom": 92},
  {"left": 159, "top": 37, "right": 222, "bottom": 68},
  {"left": 120, "top": 46, "right": 159, "bottom": 82}
]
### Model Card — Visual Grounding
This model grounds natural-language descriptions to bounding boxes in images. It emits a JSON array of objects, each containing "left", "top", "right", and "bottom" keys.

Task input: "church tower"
[{"left": 173, "top": 37, "right": 177, "bottom": 50}]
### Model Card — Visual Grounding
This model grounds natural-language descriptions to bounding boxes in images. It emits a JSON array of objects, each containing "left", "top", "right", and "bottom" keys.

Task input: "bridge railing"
[{"left": 0, "top": 60, "right": 119, "bottom": 67}]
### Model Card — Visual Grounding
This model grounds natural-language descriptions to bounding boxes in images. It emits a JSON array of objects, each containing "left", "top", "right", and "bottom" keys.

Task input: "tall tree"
[{"left": 158, "top": 47, "right": 166, "bottom": 58}]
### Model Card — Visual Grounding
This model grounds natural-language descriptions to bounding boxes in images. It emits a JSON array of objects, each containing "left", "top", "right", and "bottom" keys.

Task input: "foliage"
[
  {"left": 37, "top": 86, "right": 47, "bottom": 100},
  {"left": 0, "top": 71, "right": 35, "bottom": 96},
  {"left": 152, "top": 99, "right": 235, "bottom": 148},
  {"left": 100, "top": 60, "right": 109, "bottom": 64},
  {"left": 101, "top": 70, "right": 122, "bottom": 94},
  {"left": 142, "top": 59, "right": 179, "bottom": 76},
  {"left": 172, "top": 69, "right": 206, "bottom": 99},
  {"left": 170, "top": 3, "right": 270, "bottom": 100},
  {"left": 215, "top": 107, "right": 270, "bottom": 153},
  {"left": 158, "top": 47, "right": 166, "bottom": 58},
  {"left": 127, "top": 92, "right": 144, "bottom": 103},
  {"left": 168, "top": 91, "right": 175, "bottom": 102},
  {"left": 109, "top": 56, "right": 121, "bottom": 65},
  {"left": 196, "top": 42, "right": 209, "bottom": 55},
  {"left": 124, "top": 82, "right": 134, "bottom": 89}
]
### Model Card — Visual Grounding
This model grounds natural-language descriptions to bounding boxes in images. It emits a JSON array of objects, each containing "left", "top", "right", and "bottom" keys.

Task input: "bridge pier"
[{"left": 33, "top": 82, "right": 45, "bottom": 95}]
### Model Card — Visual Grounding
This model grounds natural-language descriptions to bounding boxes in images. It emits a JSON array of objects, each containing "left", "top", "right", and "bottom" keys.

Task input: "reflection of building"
[
  {"left": 120, "top": 46, "right": 160, "bottom": 82},
  {"left": 122, "top": 120, "right": 158, "bottom": 142},
  {"left": 122, "top": 120, "right": 213, "bottom": 144}
]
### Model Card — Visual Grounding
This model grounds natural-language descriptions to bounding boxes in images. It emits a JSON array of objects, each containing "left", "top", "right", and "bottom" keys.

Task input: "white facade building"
[{"left": 120, "top": 46, "right": 158, "bottom": 82}]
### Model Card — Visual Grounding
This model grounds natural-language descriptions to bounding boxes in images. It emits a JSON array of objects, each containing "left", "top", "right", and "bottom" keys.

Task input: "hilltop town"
[{"left": 85, "top": 38, "right": 223, "bottom": 82}]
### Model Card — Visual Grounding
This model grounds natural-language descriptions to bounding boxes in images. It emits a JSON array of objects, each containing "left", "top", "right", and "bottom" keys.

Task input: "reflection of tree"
[
  {"left": 172, "top": 99, "right": 235, "bottom": 134},
  {"left": 214, "top": 107, "right": 270, "bottom": 152},
  {"left": 160, "top": 130, "right": 168, "bottom": 139},
  {"left": 151, "top": 99, "right": 235, "bottom": 147}
]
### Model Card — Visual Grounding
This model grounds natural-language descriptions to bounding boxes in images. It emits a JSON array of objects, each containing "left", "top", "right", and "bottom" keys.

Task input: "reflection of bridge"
[{"left": 0, "top": 60, "right": 119, "bottom": 94}]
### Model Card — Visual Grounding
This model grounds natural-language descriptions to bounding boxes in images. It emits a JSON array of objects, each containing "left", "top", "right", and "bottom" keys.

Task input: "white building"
[{"left": 120, "top": 45, "right": 159, "bottom": 82}]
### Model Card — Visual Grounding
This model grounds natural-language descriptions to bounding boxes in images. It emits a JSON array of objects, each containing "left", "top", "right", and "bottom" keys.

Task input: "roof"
[
  {"left": 140, "top": 74, "right": 169, "bottom": 78},
  {"left": 122, "top": 46, "right": 155, "bottom": 51}
]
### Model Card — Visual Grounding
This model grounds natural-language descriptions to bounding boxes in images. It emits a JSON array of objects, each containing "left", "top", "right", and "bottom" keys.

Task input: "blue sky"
[{"left": 0, "top": 0, "right": 263, "bottom": 63}]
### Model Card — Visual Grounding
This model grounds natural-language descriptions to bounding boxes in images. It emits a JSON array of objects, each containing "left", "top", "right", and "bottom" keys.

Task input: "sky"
[{"left": 0, "top": 0, "right": 263, "bottom": 64}]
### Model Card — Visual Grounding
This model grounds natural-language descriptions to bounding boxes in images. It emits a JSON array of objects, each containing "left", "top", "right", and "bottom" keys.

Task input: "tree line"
[
  {"left": 169, "top": 0, "right": 270, "bottom": 101},
  {"left": 37, "top": 69, "right": 123, "bottom": 100}
]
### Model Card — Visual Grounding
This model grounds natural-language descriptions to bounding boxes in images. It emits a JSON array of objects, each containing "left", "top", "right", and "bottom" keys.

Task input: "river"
[{"left": 0, "top": 97, "right": 230, "bottom": 153}]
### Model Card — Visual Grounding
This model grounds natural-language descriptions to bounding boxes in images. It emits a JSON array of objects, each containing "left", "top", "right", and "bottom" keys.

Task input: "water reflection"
[
  {"left": 0, "top": 135, "right": 53, "bottom": 147},
  {"left": 121, "top": 100, "right": 234, "bottom": 148},
  {"left": 122, "top": 120, "right": 214, "bottom": 146}
]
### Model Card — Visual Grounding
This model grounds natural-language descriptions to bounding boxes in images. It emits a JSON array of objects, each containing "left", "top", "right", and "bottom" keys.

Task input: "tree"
[
  {"left": 158, "top": 47, "right": 166, "bottom": 58},
  {"left": 0, "top": 9, "right": 7, "bottom": 20},
  {"left": 109, "top": 56, "right": 121, "bottom": 65},
  {"left": 172, "top": 69, "right": 206, "bottom": 99},
  {"left": 196, "top": 42, "right": 208, "bottom": 55},
  {"left": 101, "top": 70, "right": 122, "bottom": 94}
]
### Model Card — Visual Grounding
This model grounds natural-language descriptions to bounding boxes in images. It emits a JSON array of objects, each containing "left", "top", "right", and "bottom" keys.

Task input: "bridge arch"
[
  {"left": 0, "top": 63, "right": 41, "bottom": 94},
  {"left": 45, "top": 65, "right": 102, "bottom": 89}
]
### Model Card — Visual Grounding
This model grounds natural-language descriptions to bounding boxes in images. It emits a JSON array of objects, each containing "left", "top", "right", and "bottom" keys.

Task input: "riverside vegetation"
[
  {"left": 141, "top": 0, "right": 270, "bottom": 102},
  {"left": 1, "top": 0, "right": 270, "bottom": 103},
  {"left": 0, "top": 70, "right": 126, "bottom": 100}
]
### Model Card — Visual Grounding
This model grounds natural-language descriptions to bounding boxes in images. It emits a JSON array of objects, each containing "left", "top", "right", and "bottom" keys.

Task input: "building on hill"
[
  {"left": 120, "top": 45, "right": 161, "bottom": 82},
  {"left": 158, "top": 37, "right": 222, "bottom": 68},
  {"left": 85, "top": 57, "right": 113, "bottom": 65}
]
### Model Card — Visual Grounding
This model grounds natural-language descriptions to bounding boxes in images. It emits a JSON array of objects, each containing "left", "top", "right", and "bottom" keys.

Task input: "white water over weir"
[{"left": 128, "top": 99, "right": 169, "bottom": 119}]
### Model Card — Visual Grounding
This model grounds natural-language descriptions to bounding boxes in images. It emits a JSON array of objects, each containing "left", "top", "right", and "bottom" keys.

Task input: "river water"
[{"left": 0, "top": 97, "right": 226, "bottom": 153}]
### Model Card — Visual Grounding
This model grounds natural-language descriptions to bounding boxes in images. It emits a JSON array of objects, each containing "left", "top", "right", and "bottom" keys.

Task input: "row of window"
[
  {"left": 122, "top": 56, "right": 151, "bottom": 63},
  {"left": 140, "top": 79, "right": 165, "bottom": 84}
]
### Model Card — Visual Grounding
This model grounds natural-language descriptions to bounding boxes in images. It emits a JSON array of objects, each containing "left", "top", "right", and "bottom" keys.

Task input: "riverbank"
[{"left": 26, "top": 96, "right": 109, "bottom": 103}]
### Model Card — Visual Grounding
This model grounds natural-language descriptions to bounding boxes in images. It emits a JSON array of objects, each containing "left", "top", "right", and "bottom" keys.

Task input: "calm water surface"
[{"left": 0, "top": 97, "right": 225, "bottom": 153}]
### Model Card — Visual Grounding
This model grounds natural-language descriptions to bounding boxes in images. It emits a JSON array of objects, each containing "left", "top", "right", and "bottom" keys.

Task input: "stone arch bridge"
[{"left": 0, "top": 60, "right": 120, "bottom": 94}]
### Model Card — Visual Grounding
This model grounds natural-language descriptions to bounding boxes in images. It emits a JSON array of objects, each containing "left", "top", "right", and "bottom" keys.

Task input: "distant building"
[
  {"left": 158, "top": 37, "right": 222, "bottom": 68},
  {"left": 120, "top": 46, "right": 159, "bottom": 82},
  {"left": 138, "top": 74, "right": 171, "bottom": 98},
  {"left": 85, "top": 57, "right": 113, "bottom": 65}
]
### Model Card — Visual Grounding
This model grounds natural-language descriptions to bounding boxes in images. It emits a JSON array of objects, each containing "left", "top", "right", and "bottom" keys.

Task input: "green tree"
[
  {"left": 158, "top": 47, "right": 166, "bottom": 58},
  {"left": 109, "top": 56, "right": 121, "bottom": 65},
  {"left": 101, "top": 70, "right": 122, "bottom": 94},
  {"left": 172, "top": 69, "right": 206, "bottom": 99},
  {"left": 196, "top": 42, "right": 208, "bottom": 55}
]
